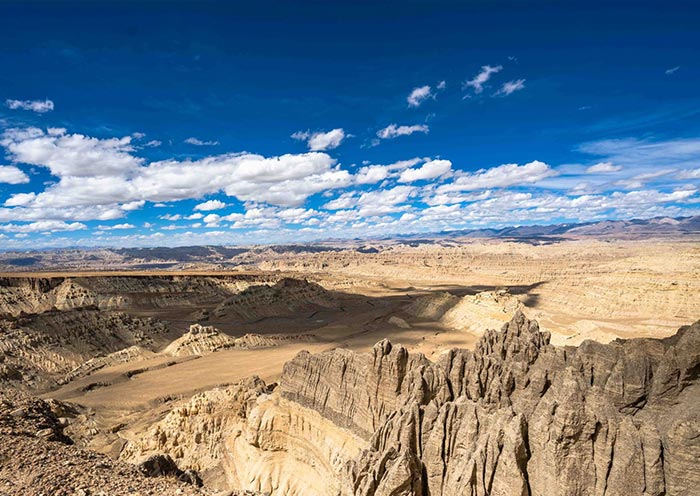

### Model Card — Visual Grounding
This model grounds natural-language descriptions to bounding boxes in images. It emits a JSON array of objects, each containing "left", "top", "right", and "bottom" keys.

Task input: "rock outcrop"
[
  {"left": 213, "top": 278, "right": 339, "bottom": 321},
  {"left": 163, "top": 323, "right": 240, "bottom": 356},
  {"left": 279, "top": 311, "right": 700, "bottom": 496},
  {"left": 0, "top": 387, "right": 208, "bottom": 496},
  {"left": 62, "top": 345, "right": 154, "bottom": 383},
  {"left": 0, "top": 308, "right": 169, "bottom": 390},
  {"left": 0, "top": 277, "right": 123, "bottom": 316},
  {"left": 121, "top": 377, "right": 365, "bottom": 495},
  {"left": 405, "top": 289, "right": 521, "bottom": 335},
  {"left": 125, "top": 312, "right": 700, "bottom": 496},
  {"left": 163, "top": 323, "right": 317, "bottom": 356}
]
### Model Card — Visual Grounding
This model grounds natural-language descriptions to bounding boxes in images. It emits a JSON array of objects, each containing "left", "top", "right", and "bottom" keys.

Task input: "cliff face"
[
  {"left": 0, "top": 308, "right": 169, "bottom": 389},
  {"left": 121, "top": 376, "right": 366, "bottom": 495},
  {"left": 212, "top": 277, "right": 340, "bottom": 320},
  {"left": 0, "top": 274, "right": 278, "bottom": 317},
  {"left": 280, "top": 311, "right": 700, "bottom": 496},
  {"left": 120, "top": 312, "right": 700, "bottom": 496}
]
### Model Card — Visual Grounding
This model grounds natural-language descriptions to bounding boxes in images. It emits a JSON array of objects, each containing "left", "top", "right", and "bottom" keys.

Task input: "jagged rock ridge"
[
  {"left": 125, "top": 312, "right": 700, "bottom": 496},
  {"left": 280, "top": 311, "right": 700, "bottom": 495}
]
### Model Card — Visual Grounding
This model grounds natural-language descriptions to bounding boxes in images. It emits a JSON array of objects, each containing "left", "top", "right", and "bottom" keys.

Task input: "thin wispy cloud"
[
  {"left": 614, "top": 169, "right": 677, "bottom": 189},
  {"left": 665, "top": 66, "right": 680, "bottom": 75},
  {"left": 376, "top": 124, "right": 429, "bottom": 139},
  {"left": 586, "top": 162, "right": 623, "bottom": 173},
  {"left": 585, "top": 105, "right": 700, "bottom": 134},
  {"left": 184, "top": 137, "right": 220, "bottom": 146},
  {"left": 495, "top": 79, "right": 526, "bottom": 96},
  {"left": 463, "top": 65, "right": 502, "bottom": 94},
  {"left": 578, "top": 137, "right": 700, "bottom": 171},
  {"left": 5, "top": 99, "right": 54, "bottom": 113},
  {"left": 678, "top": 168, "right": 700, "bottom": 179}
]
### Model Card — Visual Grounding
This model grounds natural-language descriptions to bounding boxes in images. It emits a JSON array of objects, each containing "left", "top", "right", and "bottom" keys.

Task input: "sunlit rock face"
[
  {"left": 123, "top": 311, "right": 700, "bottom": 496},
  {"left": 330, "top": 312, "right": 700, "bottom": 496}
]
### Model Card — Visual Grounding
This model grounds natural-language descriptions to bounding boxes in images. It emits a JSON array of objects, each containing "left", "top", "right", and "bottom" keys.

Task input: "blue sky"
[{"left": 0, "top": 1, "right": 699, "bottom": 249}]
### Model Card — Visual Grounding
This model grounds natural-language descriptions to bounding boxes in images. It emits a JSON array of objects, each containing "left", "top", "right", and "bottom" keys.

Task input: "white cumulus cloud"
[
  {"left": 438, "top": 160, "right": 557, "bottom": 193},
  {"left": 1, "top": 128, "right": 352, "bottom": 215},
  {"left": 0, "top": 220, "right": 85, "bottom": 233},
  {"left": 1, "top": 127, "right": 142, "bottom": 177},
  {"left": 356, "top": 185, "right": 417, "bottom": 217},
  {"left": 0, "top": 165, "right": 30, "bottom": 184},
  {"left": 398, "top": 159, "right": 452, "bottom": 183},
  {"left": 355, "top": 158, "right": 424, "bottom": 184},
  {"left": 194, "top": 199, "right": 227, "bottom": 211},
  {"left": 96, "top": 223, "right": 135, "bottom": 230},
  {"left": 407, "top": 85, "right": 432, "bottom": 107},
  {"left": 292, "top": 128, "right": 346, "bottom": 151}
]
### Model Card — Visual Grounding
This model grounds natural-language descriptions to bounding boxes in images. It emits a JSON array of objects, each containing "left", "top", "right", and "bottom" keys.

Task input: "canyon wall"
[{"left": 123, "top": 311, "right": 700, "bottom": 495}]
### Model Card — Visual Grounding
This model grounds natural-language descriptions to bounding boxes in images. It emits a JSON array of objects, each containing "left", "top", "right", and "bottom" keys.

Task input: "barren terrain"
[{"left": 0, "top": 237, "right": 698, "bottom": 495}]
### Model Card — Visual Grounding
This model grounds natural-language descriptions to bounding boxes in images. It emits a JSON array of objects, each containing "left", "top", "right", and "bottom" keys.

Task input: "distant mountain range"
[
  {"left": 0, "top": 215, "right": 698, "bottom": 270},
  {"left": 431, "top": 215, "right": 700, "bottom": 239}
]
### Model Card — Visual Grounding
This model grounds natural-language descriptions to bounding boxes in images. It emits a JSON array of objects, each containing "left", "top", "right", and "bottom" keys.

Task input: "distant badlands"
[{"left": 0, "top": 222, "right": 698, "bottom": 495}]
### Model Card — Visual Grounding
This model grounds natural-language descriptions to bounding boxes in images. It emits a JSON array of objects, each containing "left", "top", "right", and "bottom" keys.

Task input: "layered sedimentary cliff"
[
  {"left": 0, "top": 308, "right": 169, "bottom": 389},
  {"left": 120, "top": 376, "right": 365, "bottom": 495},
  {"left": 404, "top": 289, "right": 521, "bottom": 336},
  {"left": 213, "top": 277, "right": 339, "bottom": 320},
  {"left": 282, "top": 311, "right": 700, "bottom": 495},
  {"left": 0, "top": 275, "right": 328, "bottom": 391},
  {"left": 0, "top": 274, "right": 277, "bottom": 317},
  {"left": 123, "top": 311, "right": 700, "bottom": 496}
]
